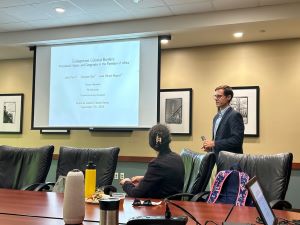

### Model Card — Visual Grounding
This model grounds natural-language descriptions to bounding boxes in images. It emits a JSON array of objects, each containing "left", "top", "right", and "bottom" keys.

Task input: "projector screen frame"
[{"left": 30, "top": 36, "right": 162, "bottom": 131}]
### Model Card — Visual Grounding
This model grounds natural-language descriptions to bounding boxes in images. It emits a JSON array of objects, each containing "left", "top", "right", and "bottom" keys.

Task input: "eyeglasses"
[
  {"left": 213, "top": 94, "right": 224, "bottom": 99},
  {"left": 132, "top": 199, "right": 153, "bottom": 206}
]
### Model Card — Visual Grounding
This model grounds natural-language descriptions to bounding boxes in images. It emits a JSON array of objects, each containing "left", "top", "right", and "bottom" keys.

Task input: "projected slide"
[{"left": 49, "top": 40, "right": 140, "bottom": 127}]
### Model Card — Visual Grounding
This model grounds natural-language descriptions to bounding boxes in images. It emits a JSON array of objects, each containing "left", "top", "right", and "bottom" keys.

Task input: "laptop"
[{"left": 246, "top": 176, "right": 277, "bottom": 225}]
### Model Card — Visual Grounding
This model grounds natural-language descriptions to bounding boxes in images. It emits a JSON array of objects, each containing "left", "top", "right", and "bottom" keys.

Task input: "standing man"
[{"left": 203, "top": 85, "right": 244, "bottom": 158}]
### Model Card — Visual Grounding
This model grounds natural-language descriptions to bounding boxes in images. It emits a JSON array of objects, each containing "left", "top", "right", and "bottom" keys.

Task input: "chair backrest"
[
  {"left": 180, "top": 149, "right": 196, "bottom": 192},
  {"left": 190, "top": 152, "right": 216, "bottom": 194},
  {"left": 217, "top": 151, "right": 293, "bottom": 202},
  {"left": 57, "top": 146, "right": 120, "bottom": 187},
  {"left": 0, "top": 145, "right": 54, "bottom": 189},
  {"left": 180, "top": 149, "right": 216, "bottom": 194}
]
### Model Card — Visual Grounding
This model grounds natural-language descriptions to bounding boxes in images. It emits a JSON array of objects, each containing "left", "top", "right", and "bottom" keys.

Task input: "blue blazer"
[{"left": 213, "top": 107, "right": 244, "bottom": 156}]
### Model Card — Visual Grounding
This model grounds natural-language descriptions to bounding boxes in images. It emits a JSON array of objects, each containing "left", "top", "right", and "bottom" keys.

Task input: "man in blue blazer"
[{"left": 203, "top": 85, "right": 245, "bottom": 158}]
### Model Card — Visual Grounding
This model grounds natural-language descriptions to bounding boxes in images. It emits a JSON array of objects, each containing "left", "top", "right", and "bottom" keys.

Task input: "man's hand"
[
  {"left": 202, "top": 140, "right": 215, "bottom": 152},
  {"left": 119, "top": 178, "right": 131, "bottom": 186}
]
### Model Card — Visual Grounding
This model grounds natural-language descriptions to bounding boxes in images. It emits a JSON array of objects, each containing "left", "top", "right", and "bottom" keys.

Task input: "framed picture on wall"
[
  {"left": 231, "top": 86, "right": 260, "bottom": 137},
  {"left": 0, "top": 94, "right": 24, "bottom": 134},
  {"left": 160, "top": 88, "right": 192, "bottom": 135}
]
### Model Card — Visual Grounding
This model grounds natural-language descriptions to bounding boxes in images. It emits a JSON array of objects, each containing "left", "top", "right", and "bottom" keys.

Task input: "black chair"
[
  {"left": 0, "top": 145, "right": 54, "bottom": 190},
  {"left": 196, "top": 151, "right": 293, "bottom": 209},
  {"left": 166, "top": 149, "right": 216, "bottom": 201},
  {"left": 36, "top": 146, "right": 120, "bottom": 191}
]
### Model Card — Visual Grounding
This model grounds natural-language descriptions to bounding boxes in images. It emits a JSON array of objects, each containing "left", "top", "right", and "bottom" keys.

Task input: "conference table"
[
  {"left": 0, "top": 189, "right": 299, "bottom": 225},
  {"left": 227, "top": 206, "right": 300, "bottom": 224}
]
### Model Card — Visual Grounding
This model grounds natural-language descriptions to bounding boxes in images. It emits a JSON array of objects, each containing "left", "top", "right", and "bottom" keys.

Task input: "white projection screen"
[{"left": 32, "top": 36, "right": 160, "bottom": 130}]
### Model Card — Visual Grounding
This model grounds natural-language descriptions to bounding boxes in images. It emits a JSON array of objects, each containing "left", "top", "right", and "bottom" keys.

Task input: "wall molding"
[
  {"left": 52, "top": 154, "right": 153, "bottom": 162},
  {"left": 118, "top": 156, "right": 154, "bottom": 163},
  {"left": 293, "top": 163, "right": 300, "bottom": 170},
  {"left": 53, "top": 154, "right": 300, "bottom": 170}
]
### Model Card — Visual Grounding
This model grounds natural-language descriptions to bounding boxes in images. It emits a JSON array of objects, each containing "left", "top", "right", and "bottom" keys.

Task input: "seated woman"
[{"left": 120, "top": 124, "right": 184, "bottom": 199}]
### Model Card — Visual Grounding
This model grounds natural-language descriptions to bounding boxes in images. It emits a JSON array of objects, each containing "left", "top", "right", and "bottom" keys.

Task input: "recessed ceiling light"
[
  {"left": 160, "top": 35, "right": 171, "bottom": 44},
  {"left": 233, "top": 32, "right": 243, "bottom": 38},
  {"left": 133, "top": 0, "right": 142, "bottom": 3},
  {"left": 161, "top": 39, "right": 169, "bottom": 44},
  {"left": 55, "top": 7, "right": 65, "bottom": 13}
]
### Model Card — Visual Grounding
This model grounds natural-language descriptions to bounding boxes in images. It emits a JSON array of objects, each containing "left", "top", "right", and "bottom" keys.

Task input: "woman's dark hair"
[{"left": 149, "top": 124, "right": 171, "bottom": 151}]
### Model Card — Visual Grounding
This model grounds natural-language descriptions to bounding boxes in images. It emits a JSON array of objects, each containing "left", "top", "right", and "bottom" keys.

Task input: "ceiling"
[{"left": 1, "top": 0, "right": 300, "bottom": 60}]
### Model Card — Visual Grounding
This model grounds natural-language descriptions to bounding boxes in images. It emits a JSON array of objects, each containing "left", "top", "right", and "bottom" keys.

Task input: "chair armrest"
[
  {"left": 270, "top": 199, "right": 292, "bottom": 210},
  {"left": 22, "top": 182, "right": 55, "bottom": 191},
  {"left": 165, "top": 193, "right": 195, "bottom": 200},
  {"left": 35, "top": 182, "right": 55, "bottom": 191},
  {"left": 21, "top": 183, "right": 43, "bottom": 191},
  {"left": 190, "top": 191, "right": 210, "bottom": 202}
]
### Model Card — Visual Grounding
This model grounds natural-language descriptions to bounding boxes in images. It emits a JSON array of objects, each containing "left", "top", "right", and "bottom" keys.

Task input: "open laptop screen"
[{"left": 246, "top": 176, "right": 277, "bottom": 225}]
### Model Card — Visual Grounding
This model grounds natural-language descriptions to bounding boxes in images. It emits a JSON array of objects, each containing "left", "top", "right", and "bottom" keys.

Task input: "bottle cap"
[{"left": 86, "top": 161, "right": 96, "bottom": 169}]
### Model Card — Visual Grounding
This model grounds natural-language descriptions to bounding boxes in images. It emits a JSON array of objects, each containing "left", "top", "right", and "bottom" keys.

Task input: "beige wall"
[
  {"left": 162, "top": 38, "right": 300, "bottom": 161},
  {"left": 1, "top": 38, "right": 300, "bottom": 161}
]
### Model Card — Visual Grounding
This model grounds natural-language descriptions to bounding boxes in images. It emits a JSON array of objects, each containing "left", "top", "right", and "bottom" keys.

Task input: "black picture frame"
[
  {"left": 160, "top": 88, "right": 192, "bottom": 135},
  {"left": 231, "top": 86, "right": 260, "bottom": 137},
  {"left": 0, "top": 94, "right": 24, "bottom": 134}
]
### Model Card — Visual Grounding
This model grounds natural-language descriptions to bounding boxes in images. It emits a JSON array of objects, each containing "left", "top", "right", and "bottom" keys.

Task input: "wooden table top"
[
  {"left": 227, "top": 205, "right": 300, "bottom": 224},
  {"left": 0, "top": 214, "right": 98, "bottom": 225},
  {"left": 0, "top": 188, "right": 233, "bottom": 225},
  {"left": 1, "top": 188, "right": 299, "bottom": 225},
  {"left": 0, "top": 188, "right": 63, "bottom": 219}
]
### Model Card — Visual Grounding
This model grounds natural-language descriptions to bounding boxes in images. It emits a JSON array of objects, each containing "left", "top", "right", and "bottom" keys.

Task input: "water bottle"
[
  {"left": 85, "top": 161, "right": 96, "bottom": 198},
  {"left": 99, "top": 198, "right": 120, "bottom": 225},
  {"left": 63, "top": 169, "right": 85, "bottom": 224}
]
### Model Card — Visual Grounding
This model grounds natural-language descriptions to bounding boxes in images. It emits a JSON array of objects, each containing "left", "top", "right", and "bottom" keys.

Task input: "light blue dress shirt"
[{"left": 214, "top": 105, "right": 230, "bottom": 138}]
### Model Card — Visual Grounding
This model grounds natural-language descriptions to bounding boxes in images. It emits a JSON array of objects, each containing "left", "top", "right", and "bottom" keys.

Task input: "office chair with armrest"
[
  {"left": 180, "top": 149, "right": 196, "bottom": 193},
  {"left": 166, "top": 149, "right": 216, "bottom": 201},
  {"left": 194, "top": 151, "right": 293, "bottom": 209},
  {"left": 36, "top": 146, "right": 120, "bottom": 191},
  {"left": 0, "top": 145, "right": 54, "bottom": 190}
]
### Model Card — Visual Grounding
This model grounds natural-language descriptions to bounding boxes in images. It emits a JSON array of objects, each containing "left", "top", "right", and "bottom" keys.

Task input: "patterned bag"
[{"left": 207, "top": 170, "right": 250, "bottom": 206}]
